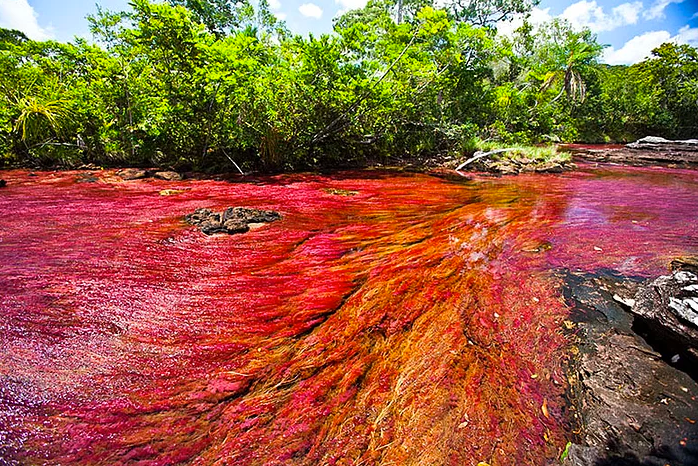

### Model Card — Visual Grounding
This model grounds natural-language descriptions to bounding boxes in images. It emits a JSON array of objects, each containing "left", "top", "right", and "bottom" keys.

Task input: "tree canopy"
[{"left": 0, "top": 0, "right": 695, "bottom": 171}]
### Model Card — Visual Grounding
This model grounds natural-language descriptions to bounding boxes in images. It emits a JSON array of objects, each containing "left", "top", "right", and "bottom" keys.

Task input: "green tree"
[
  {"left": 639, "top": 43, "right": 698, "bottom": 138},
  {"left": 167, "top": 0, "right": 248, "bottom": 36},
  {"left": 444, "top": 0, "right": 539, "bottom": 26}
]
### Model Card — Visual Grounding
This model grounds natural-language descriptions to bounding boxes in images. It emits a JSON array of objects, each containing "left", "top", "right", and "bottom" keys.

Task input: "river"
[{"left": 1, "top": 164, "right": 697, "bottom": 465}]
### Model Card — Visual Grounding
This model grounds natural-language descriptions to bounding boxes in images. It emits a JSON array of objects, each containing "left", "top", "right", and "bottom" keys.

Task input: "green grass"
[{"left": 464, "top": 137, "right": 570, "bottom": 163}]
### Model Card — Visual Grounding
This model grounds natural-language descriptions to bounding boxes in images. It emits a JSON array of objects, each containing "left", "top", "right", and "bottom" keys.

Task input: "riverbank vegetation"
[{"left": 0, "top": 0, "right": 696, "bottom": 172}]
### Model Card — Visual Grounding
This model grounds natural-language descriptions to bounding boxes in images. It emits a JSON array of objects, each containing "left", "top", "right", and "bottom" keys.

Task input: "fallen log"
[{"left": 455, "top": 148, "right": 515, "bottom": 172}]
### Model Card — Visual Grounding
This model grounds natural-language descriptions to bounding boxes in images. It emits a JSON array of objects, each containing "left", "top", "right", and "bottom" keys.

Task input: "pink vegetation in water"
[{"left": 0, "top": 165, "right": 696, "bottom": 465}]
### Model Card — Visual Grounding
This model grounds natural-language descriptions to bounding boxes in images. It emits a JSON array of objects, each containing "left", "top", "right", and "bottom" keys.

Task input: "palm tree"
[{"left": 533, "top": 19, "right": 603, "bottom": 105}]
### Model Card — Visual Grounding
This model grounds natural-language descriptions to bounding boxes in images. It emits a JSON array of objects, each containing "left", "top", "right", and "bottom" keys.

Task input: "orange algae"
[{"left": 0, "top": 166, "right": 697, "bottom": 465}]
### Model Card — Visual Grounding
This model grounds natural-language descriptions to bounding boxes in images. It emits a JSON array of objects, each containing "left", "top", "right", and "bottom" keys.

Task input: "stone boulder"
[
  {"left": 629, "top": 259, "right": 698, "bottom": 361},
  {"left": 0, "top": 179, "right": 6, "bottom": 188},
  {"left": 222, "top": 207, "right": 281, "bottom": 224},
  {"left": 117, "top": 168, "right": 149, "bottom": 180},
  {"left": 185, "top": 207, "right": 280, "bottom": 236},
  {"left": 153, "top": 171, "right": 183, "bottom": 181},
  {"left": 574, "top": 137, "right": 698, "bottom": 166},
  {"left": 627, "top": 136, "right": 698, "bottom": 152},
  {"left": 561, "top": 269, "right": 698, "bottom": 466}
]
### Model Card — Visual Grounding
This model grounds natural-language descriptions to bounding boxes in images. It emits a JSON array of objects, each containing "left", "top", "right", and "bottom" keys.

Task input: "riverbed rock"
[
  {"left": 629, "top": 264, "right": 698, "bottom": 362},
  {"left": 573, "top": 137, "right": 698, "bottom": 166},
  {"left": 199, "top": 219, "right": 223, "bottom": 235},
  {"left": 76, "top": 173, "right": 99, "bottom": 183},
  {"left": 561, "top": 269, "right": 698, "bottom": 466},
  {"left": 153, "top": 171, "right": 183, "bottom": 181},
  {"left": 185, "top": 207, "right": 279, "bottom": 235},
  {"left": 222, "top": 220, "right": 250, "bottom": 234},
  {"left": 117, "top": 168, "right": 148, "bottom": 180},
  {"left": 627, "top": 136, "right": 698, "bottom": 152},
  {"left": 457, "top": 150, "right": 575, "bottom": 174},
  {"left": 222, "top": 207, "right": 281, "bottom": 224}
]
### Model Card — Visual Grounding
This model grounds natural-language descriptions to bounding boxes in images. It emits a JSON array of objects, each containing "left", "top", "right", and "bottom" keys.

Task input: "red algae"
[{"left": 0, "top": 165, "right": 697, "bottom": 465}]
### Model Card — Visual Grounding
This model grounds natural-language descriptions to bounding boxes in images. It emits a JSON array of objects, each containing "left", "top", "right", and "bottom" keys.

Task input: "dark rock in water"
[
  {"left": 223, "top": 220, "right": 249, "bottom": 234},
  {"left": 76, "top": 174, "right": 99, "bottom": 183},
  {"left": 153, "top": 171, "right": 183, "bottom": 181},
  {"left": 186, "top": 207, "right": 279, "bottom": 235},
  {"left": 199, "top": 220, "right": 224, "bottom": 235},
  {"left": 118, "top": 168, "right": 148, "bottom": 180},
  {"left": 222, "top": 207, "right": 281, "bottom": 224},
  {"left": 561, "top": 269, "right": 698, "bottom": 466},
  {"left": 0, "top": 179, "right": 6, "bottom": 188},
  {"left": 185, "top": 208, "right": 213, "bottom": 225}
]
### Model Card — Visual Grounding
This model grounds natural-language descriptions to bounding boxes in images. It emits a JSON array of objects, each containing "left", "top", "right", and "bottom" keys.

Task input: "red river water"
[{"left": 1, "top": 164, "right": 697, "bottom": 465}]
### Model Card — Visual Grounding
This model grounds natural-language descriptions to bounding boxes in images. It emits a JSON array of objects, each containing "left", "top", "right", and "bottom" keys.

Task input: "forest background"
[{"left": 0, "top": 0, "right": 696, "bottom": 172}]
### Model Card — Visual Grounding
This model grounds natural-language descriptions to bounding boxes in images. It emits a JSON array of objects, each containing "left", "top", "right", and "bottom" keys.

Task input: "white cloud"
[
  {"left": 613, "top": 2, "right": 643, "bottom": 24},
  {"left": 333, "top": 0, "right": 368, "bottom": 18},
  {"left": 268, "top": 0, "right": 281, "bottom": 10},
  {"left": 561, "top": 0, "right": 642, "bottom": 33},
  {"left": 603, "top": 30, "right": 671, "bottom": 64},
  {"left": 0, "top": 0, "right": 52, "bottom": 40},
  {"left": 498, "top": 1, "right": 642, "bottom": 38},
  {"left": 275, "top": 12, "right": 287, "bottom": 20},
  {"left": 496, "top": 6, "right": 552, "bottom": 37},
  {"left": 298, "top": 3, "right": 323, "bottom": 19},
  {"left": 643, "top": 0, "right": 685, "bottom": 21},
  {"left": 335, "top": 0, "right": 368, "bottom": 10},
  {"left": 675, "top": 24, "right": 698, "bottom": 44},
  {"left": 602, "top": 25, "right": 698, "bottom": 65}
]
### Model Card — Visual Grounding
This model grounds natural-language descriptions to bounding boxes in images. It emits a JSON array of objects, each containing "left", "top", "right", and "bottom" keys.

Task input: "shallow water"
[{"left": 1, "top": 165, "right": 697, "bottom": 465}]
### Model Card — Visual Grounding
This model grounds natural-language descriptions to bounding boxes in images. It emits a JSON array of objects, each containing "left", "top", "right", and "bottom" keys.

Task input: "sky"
[{"left": 0, "top": 0, "right": 696, "bottom": 64}]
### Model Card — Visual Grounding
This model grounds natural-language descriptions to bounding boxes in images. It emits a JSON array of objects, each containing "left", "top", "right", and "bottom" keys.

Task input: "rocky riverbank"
[
  {"left": 569, "top": 137, "right": 698, "bottom": 168},
  {"left": 561, "top": 260, "right": 698, "bottom": 466}
]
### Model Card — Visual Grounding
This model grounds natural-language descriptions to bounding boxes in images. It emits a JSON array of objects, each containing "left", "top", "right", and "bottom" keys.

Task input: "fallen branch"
[
  {"left": 221, "top": 149, "right": 246, "bottom": 176},
  {"left": 455, "top": 148, "right": 515, "bottom": 172}
]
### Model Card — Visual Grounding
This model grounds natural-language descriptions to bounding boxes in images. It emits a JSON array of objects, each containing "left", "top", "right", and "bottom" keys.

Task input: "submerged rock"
[
  {"left": 76, "top": 173, "right": 99, "bottom": 183},
  {"left": 117, "top": 168, "right": 148, "bottom": 180},
  {"left": 185, "top": 207, "right": 279, "bottom": 235},
  {"left": 222, "top": 207, "right": 281, "bottom": 224},
  {"left": 153, "top": 171, "right": 183, "bottom": 181}
]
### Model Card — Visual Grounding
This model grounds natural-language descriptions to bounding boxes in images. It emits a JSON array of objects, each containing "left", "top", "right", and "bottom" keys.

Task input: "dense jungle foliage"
[{"left": 0, "top": 0, "right": 696, "bottom": 172}]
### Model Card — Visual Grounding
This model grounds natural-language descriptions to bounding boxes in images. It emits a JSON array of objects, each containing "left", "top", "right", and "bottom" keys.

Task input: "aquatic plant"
[{"left": 1, "top": 165, "right": 697, "bottom": 465}]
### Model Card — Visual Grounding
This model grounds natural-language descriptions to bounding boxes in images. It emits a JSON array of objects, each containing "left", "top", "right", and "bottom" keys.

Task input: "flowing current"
[{"left": 1, "top": 165, "right": 697, "bottom": 465}]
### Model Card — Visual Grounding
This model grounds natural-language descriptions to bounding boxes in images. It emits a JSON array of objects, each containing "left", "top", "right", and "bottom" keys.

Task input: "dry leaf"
[{"left": 542, "top": 399, "right": 549, "bottom": 418}]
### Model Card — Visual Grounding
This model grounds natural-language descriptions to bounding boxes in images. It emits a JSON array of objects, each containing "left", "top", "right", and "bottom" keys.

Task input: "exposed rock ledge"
[
  {"left": 561, "top": 261, "right": 698, "bottom": 466},
  {"left": 454, "top": 148, "right": 574, "bottom": 174},
  {"left": 117, "top": 168, "right": 183, "bottom": 181},
  {"left": 573, "top": 137, "right": 698, "bottom": 166},
  {"left": 629, "top": 258, "right": 698, "bottom": 366},
  {"left": 185, "top": 207, "right": 281, "bottom": 235},
  {"left": 627, "top": 136, "right": 698, "bottom": 153}
]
